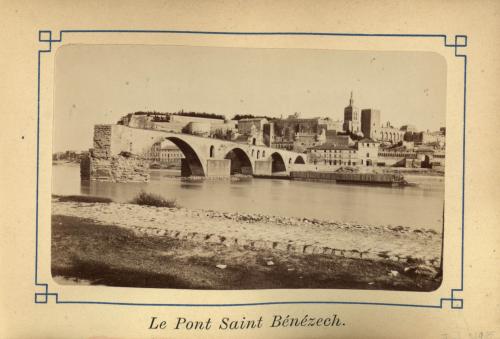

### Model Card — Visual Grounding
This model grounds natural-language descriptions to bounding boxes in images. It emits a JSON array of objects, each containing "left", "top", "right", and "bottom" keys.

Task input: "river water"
[{"left": 52, "top": 164, "right": 444, "bottom": 230}]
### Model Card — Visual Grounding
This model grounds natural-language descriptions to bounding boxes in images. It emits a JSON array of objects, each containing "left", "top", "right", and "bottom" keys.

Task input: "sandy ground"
[{"left": 52, "top": 200, "right": 442, "bottom": 264}]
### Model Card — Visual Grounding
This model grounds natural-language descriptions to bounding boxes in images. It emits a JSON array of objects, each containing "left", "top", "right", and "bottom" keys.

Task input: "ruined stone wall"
[
  {"left": 90, "top": 124, "right": 159, "bottom": 182},
  {"left": 92, "top": 125, "right": 113, "bottom": 158},
  {"left": 89, "top": 155, "right": 149, "bottom": 182}
]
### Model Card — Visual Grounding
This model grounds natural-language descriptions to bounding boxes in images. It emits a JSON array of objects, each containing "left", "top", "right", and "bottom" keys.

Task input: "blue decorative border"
[{"left": 36, "top": 30, "right": 467, "bottom": 309}]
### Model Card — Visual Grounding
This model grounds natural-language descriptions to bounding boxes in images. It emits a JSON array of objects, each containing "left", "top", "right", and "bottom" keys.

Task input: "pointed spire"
[{"left": 349, "top": 91, "right": 354, "bottom": 106}]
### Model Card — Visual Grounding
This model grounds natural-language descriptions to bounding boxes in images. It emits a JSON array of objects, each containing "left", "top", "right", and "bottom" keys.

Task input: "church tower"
[{"left": 343, "top": 91, "right": 361, "bottom": 134}]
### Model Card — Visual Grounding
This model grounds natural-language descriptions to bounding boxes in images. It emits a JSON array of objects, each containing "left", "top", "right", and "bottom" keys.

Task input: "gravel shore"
[{"left": 52, "top": 199, "right": 442, "bottom": 266}]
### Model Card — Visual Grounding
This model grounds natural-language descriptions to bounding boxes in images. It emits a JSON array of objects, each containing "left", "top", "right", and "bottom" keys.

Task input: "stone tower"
[
  {"left": 361, "top": 108, "right": 381, "bottom": 140},
  {"left": 343, "top": 91, "right": 361, "bottom": 134}
]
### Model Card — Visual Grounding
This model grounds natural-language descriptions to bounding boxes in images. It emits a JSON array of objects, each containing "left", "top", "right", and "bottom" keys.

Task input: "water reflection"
[{"left": 54, "top": 164, "right": 444, "bottom": 230}]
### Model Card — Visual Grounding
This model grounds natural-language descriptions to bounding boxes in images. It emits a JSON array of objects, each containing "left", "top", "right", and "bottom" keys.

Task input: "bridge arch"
[
  {"left": 224, "top": 147, "right": 253, "bottom": 175},
  {"left": 271, "top": 152, "right": 287, "bottom": 173},
  {"left": 164, "top": 136, "right": 206, "bottom": 176},
  {"left": 294, "top": 155, "right": 306, "bottom": 164}
]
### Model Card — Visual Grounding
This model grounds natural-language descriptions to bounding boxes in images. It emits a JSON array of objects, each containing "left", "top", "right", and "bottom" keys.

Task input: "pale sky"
[{"left": 54, "top": 44, "right": 446, "bottom": 152}]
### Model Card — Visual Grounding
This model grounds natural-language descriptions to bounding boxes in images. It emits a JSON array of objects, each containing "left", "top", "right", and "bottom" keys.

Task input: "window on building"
[{"left": 366, "top": 153, "right": 369, "bottom": 157}]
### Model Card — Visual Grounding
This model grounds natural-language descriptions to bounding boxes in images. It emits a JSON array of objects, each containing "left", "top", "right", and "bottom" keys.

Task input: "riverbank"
[
  {"left": 52, "top": 215, "right": 441, "bottom": 290},
  {"left": 51, "top": 197, "right": 442, "bottom": 290},
  {"left": 52, "top": 198, "right": 442, "bottom": 264}
]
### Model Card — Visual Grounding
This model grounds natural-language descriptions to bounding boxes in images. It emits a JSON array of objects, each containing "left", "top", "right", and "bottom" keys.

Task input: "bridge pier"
[
  {"left": 206, "top": 159, "right": 231, "bottom": 177},
  {"left": 254, "top": 160, "right": 273, "bottom": 176},
  {"left": 181, "top": 159, "right": 231, "bottom": 177}
]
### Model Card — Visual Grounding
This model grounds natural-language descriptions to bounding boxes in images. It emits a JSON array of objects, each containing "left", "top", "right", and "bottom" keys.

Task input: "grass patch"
[
  {"left": 56, "top": 195, "right": 113, "bottom": 203},
  {"left": 130, "top": 190, "right": 178, "bottom": 208}
]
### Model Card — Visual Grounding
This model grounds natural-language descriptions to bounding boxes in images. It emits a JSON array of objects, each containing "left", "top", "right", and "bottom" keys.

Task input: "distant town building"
[
  {"left": 291, "top": 130, "right": 326, "bottom": 152},
  {"left": 400, "top": 124, "right": 417, "bottom": 133},
  {"left": 144, "top": 140, "right": 184, "bottom": 167},
  {"left": 324, "top": 118, "right": 344, "bottom": 132},
  {"left": 431, "top": 149, "right": 446, "bottom": 169},
  {"left": 261, "top": 113, "right": 332, "bottom": 150},
  {"left": 236, "top": 118, "right": 269, "bottom": 146},
  {"left": 271, "top": 138, "right": 294, "bottom": 151},
  {"left": 377, "top": 147, "right": 417, "bottom": 167},
  {"left": 404, "top": 129, "right": 445, "bottom": 147},
  {"left": 272, "top": 114, "right": 328, "bottom": 138},
  {"left": 306, "top": 138, "right": 380, "bottom": 167},
  {"left": 379, "top": 121, "right": 404, "bottom": 144},
  {"left": 159, "top": 144, "right": 184, "bottom": 167},
  {"left": 357, "top": 138, "right": 380, "bottom": 166},
  {"left": 308, "top": 144, "right": 358, "bottom": 166},
  {"left": 361, "top": 109, "right": 381, "bottom": 140},
  {"left": 325, "top": 132, "right": 354, "bottom": 146}
]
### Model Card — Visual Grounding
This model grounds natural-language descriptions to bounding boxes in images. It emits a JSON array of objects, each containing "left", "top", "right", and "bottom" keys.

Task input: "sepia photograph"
[{"left": 51, "top": 44, "right": 446, "bottom": 291}]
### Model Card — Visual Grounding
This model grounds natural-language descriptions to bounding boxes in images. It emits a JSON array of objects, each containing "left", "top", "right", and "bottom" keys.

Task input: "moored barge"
[{"left": 290, "top": 171, "right": 409, "bottom": 186}]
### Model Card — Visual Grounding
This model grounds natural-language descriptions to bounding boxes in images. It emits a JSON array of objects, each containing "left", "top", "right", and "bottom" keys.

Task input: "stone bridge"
[{"left": 89, "top": 124, "right": 307, "bottom": 180}]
